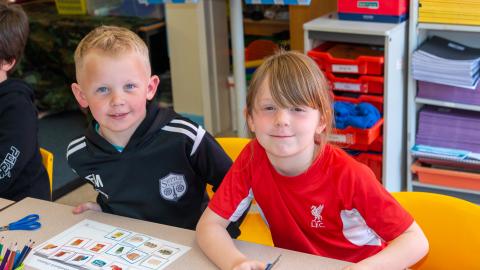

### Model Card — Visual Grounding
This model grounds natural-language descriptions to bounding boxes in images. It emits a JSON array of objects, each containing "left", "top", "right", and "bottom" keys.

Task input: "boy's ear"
[
  {"left": 71, "top": 83, "right": 89, "bottom": 108},
  {"left": 0, "top": 59, "right": 16, "bottom": 73},
  {"left": 146, "top": 75, "right": 160, "bottom": 100}
]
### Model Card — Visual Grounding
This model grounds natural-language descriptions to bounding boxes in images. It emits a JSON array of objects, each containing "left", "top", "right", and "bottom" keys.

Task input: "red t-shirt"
[{"left": 209, "top": 139, "right": 413, "bottom": 263}]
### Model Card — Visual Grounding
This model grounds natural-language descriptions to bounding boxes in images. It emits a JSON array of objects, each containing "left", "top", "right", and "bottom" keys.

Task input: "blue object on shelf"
[{"left": 338, "top": 12, "right": 408, "bottom": 23}]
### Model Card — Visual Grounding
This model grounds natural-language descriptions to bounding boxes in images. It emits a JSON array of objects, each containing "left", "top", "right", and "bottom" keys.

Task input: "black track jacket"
[
  {"left": 0, "top": 79, "right": 49, "bottom": 201},
  {"left": 66, "top": 104, "right": 237, "bottom": 232}
]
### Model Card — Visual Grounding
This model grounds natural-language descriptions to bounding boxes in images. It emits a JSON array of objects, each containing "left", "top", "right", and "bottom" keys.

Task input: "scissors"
[
  {"left": 265, "top": 254, "right": 281, "bottom": 270},
  {"left": 0, "top": 214, "right": 41, "bottom": 231}
]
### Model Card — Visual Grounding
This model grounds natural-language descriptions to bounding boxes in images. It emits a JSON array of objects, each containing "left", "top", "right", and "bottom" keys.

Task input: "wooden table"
[
  {"left": 0, "top": 198, "right": 351, "bottom": 270},
  {"left": 0, "top": 197, "right": 14, "bottom": 211}
]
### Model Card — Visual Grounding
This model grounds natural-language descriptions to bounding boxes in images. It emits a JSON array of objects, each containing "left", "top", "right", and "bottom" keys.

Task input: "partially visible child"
[
  {"left": 196, "top": 51, "right": 429, "bottom": 270},
  {"left": 0, "top": 2, "right": 50, "bottom": 201},
  {"left": 67, "top": 25, "right": 241, "bottom": 236}
]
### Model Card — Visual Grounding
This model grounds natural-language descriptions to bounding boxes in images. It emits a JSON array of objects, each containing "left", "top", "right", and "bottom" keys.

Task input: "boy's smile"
[{"left": 71, "top": 49, "right": 159, "bottom": 147}]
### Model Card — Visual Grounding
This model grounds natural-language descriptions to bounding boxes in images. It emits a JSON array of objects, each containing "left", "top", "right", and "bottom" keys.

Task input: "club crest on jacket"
[{"left": 159, "top": 173, "right": 187, "bottom": 202}]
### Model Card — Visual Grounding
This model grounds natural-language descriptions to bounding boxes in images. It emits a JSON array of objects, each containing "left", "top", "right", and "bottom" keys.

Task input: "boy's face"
[{"left": 71, "top": 49, "right": 158, "bottom": 142}]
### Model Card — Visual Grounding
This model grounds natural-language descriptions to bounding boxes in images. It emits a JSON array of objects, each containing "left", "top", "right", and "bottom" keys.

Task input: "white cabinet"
[
  {"left": 304, "top": 14, "right": 407, "bottom": 191},
  {"left": 406, "top": 0, "right": 480, "bottom": 203}
]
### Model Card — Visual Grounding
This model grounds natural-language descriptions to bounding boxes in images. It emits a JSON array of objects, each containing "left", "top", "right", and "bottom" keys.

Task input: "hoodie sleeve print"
[{"left": 0, "top": 94, "right": 38, "bottom": 193}]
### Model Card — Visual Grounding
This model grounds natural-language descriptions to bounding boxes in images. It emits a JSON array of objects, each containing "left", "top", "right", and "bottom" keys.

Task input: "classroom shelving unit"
[
  {"left": 303, "top": 14, "right": 407, "bottom": 192},
  {"left": 406, "top": 0, "right": 480, "bottom": 203}
]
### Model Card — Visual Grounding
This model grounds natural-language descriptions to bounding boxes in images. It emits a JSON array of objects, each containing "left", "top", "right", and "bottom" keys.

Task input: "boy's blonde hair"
[
  {"left": 74, "top": 25, "right": 150, "bottom": 76},
  {"left": 246, "top": 50, "right": 333, "bottom": 147}
]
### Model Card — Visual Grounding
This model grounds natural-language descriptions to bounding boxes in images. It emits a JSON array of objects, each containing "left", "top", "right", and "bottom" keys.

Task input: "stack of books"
[
  {"left": 412, "top": 36, "right": 480, "bottom": 89},
  {"left": 416, "top": 105, "right": 480, "bottom": 154},
  {"left": 419, "top": 0, "right": 480, "bottom": 26}
]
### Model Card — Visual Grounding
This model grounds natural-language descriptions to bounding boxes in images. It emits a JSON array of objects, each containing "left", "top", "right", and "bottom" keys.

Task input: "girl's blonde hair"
[
  {"left": 74, "top": 25, "right": 151, "bottom": 75},
  {"left": 246, "top": 50, "right": 333, "bottom": 147}
]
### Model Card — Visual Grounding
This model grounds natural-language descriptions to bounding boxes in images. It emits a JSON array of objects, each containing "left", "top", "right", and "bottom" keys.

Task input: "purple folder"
[{"left": 417, "top": 80, "right": 480, "bottom": 106}]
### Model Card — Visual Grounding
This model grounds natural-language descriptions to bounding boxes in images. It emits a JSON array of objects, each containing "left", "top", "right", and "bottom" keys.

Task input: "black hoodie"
[
  {"left": 66, "top": 103, "right": 242, "bottom": 235},
  {"left": 0, "top": 79, "right": 50, "bottom": 201}
]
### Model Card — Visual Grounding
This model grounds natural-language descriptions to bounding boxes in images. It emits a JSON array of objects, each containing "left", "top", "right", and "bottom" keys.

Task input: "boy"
[
  {"left": 67, "top": 26, "right": 240, "bottom": 236},
  {"left": 0, "top": 2, "right": 50, "bottom": 201}
]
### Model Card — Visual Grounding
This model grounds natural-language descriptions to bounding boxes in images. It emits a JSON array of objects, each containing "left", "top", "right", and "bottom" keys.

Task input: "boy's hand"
[
  {"left": 72, "top": 202, "right": 102, "bottom": 214},
  {"left": 232, "top": 260, "right": 265, "bottom": 270}
]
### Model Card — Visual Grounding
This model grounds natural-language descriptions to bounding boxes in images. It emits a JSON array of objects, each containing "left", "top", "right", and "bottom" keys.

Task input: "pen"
[{"left": 265, "top": 254, "right": 281, "bottom": 270}]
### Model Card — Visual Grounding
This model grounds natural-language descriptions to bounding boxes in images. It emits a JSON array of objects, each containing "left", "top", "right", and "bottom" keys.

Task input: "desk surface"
[
  {"left": 0, "top": 198, "right": 351, "bottom": 270},
  {"left": 0, "top": 197, "right": 14, "bottom": 210}
]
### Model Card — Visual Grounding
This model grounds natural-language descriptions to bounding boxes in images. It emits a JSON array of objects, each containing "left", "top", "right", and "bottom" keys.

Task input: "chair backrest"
[
  {"left": 391, "top": 191, "right": 480, "bottom": 270},
  {"left": 39, "top": 148, "right": 54, "bottom": 198},
  {"left": 215, "top": 137, "right": 251, "bottom": 161},
  {"left": 205, "top": 138, "right": 251, "bottom": 199},
  {"left": 215, "top": 137, "right": 273, "bottom": 246}
]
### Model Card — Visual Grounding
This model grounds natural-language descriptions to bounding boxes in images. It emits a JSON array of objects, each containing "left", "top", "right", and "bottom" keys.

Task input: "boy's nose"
[
  {"left": 274, "top": 109, "right": 290, "bottom": 127},
  {"left": 110, "top": 91, "right": 125, "bottom": 106}
]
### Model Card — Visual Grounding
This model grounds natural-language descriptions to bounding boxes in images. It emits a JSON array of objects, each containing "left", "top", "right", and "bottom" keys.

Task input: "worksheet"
[{"left": 25, "top": 219, "right": 190, "bottom": 270}]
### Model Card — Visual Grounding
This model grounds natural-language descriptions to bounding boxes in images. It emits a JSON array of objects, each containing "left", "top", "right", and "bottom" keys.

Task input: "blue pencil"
[
  {"left": 12, "top": 240, "right": 30, "bottom": 269},
  {"left": 16, "top": 241, "right": 34, "bottom": 269}
]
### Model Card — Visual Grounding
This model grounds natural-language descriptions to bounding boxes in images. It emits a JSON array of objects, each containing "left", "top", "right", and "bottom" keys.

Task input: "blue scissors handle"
[{"left": 8, "top": 214, "right": 41, "bottom": 231}]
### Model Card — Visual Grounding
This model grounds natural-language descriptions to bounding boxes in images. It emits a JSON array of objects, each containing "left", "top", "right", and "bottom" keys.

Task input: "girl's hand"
[
  {"left": 342, "top": 264, "right": 371, "bottom": 270},
  {"left": 232, "top": 260, "right": 266, "bottom": 270},
  {"left": 72, "top": 202, "right": 102, "bottom": 214}
]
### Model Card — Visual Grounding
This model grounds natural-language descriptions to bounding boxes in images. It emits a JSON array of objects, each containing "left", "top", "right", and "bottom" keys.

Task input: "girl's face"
[{"left": 247, "top": 80, "right": 326, "bottom": 169}]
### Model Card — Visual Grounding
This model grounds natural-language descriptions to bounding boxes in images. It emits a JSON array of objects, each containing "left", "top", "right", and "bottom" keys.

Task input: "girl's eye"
[
  {"left": 263, "top": 106, "right": 275, "bottom": 111},
  {"left": 292, "top": 107, "right": 306, "bottom": 112},
  {"left": 96, "top": 87, "right": 109, "bottom": 94},
  {"left": 125, "top": 83, "right": 136, "bottom": 91}
]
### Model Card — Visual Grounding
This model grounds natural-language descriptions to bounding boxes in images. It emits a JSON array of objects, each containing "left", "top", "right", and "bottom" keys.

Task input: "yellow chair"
[
  {"left": 392, "top": 191, "right": 480, "bottom": 270},
  {"left": 213, "top": 137, "right": 274, "bottom": 246},
  {"left": 39, "top": 148, "right": 54, "bottom": 200}
]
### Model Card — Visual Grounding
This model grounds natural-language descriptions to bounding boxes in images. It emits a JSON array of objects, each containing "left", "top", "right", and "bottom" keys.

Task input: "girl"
[{"left": 196, "top": 51, "right": 428, "bottom": 270}]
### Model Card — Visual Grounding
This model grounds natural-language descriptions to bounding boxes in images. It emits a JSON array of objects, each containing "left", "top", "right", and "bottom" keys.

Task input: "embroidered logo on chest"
[
  {"left": 159, "top": 173, "right": 187, "bottom": 202},
  {"left": 310, "top": 204, "right": 325, "bottom": 228}
]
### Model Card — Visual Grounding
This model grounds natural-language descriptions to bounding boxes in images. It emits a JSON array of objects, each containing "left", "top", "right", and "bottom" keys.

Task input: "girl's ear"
[
  {"left": 71, "top": 83, "right": 89, "bottom": 108},
  {"left": 245, "top": 108, "right": 255, "bottom": 133},
  {"left": 314, "top": 117, "right": 326, "bottom": 144},
  {"left": 146, "top": 75, "right": 160, "bottom": 100}
]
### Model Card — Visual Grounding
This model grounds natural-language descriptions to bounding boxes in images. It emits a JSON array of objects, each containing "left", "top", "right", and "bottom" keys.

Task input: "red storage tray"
[
  {"left": 330, "top": 118, "right": 383, "bottom": 148},
  {"left": 338, "top": 0, "right": 408, "bottom": 17},
  {"left": 326, "top": 72, "right": 384, "bottom": 95},
  {"left": 307, "top": 42, "right": 384, "bottom": 75},
  {"left": 330, "top": 94, "right": 383, "bottom": 149},
  {"left": 354, "top": 152, "right": 383, "bottom": 183}
]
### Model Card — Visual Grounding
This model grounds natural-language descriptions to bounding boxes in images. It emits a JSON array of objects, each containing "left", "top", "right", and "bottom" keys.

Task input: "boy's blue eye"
[
  {"left": 125, "top": 83, "right": 136, "bottom": 91},
  {"left": 96, "top": 87, "right": 109, "bottom": 94}
]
